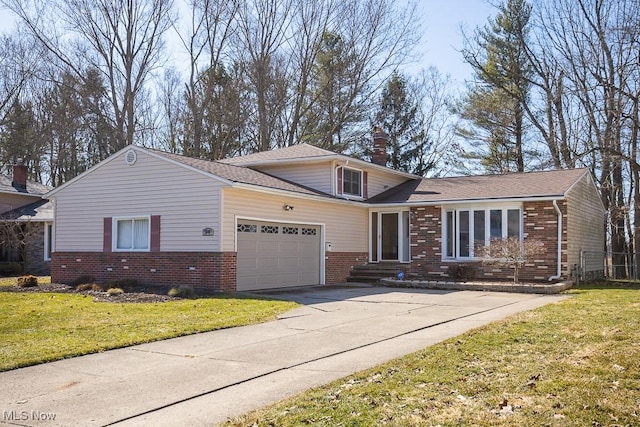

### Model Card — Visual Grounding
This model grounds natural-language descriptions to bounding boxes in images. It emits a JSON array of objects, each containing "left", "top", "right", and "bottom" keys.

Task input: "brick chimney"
[
  {"left": 12, "top": 158, "right": 27, "bottom": 191},
  {"left": 372, "top": 126, "right": 388, "bottom": 166}
]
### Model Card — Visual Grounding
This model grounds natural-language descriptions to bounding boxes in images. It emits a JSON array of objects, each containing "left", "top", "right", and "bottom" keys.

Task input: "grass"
[
  {"left": 0, "top": 278, "right": 298, "bottom": 372},
  {"left": 227, "top": 284, "right": 640, "bottom": 426}
]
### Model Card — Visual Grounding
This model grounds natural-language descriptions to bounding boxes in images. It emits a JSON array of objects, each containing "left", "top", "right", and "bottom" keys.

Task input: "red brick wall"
[
  {"left": 52, "top": 251, "right": 237, "bottom": 292},
  {"left": 409, "top": 201, "right": 567, "bottom": 282},
  {"left": 53, "top": 250, "right": 368, "bottom": 290},
  {"left": 325, "top": 252, "right": 368, "bottom": 284}
]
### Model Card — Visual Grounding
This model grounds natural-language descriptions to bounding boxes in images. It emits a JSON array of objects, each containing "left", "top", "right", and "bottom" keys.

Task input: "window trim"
[
  {"left": 112, "top": 215, "right": 151, "bottom": 252},
  {"left": 442, "top": 204, "right": 522, "bottom": 260},
  {"left": 337, "top": 165, "right": 364, "bottom": 198}
]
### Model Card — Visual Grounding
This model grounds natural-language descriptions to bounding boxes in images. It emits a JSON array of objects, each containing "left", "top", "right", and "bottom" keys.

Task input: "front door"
[
  {"left": 370, "top": 211, "right": 410, "bottom": 262},
  {"left": 381, "top": 213, "right": 399, "bottom": 260}
]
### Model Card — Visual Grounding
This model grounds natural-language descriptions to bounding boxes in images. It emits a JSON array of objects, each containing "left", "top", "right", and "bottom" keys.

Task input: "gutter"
[{"left": 548, "top": 199, "right": 563, "bottom": 281}]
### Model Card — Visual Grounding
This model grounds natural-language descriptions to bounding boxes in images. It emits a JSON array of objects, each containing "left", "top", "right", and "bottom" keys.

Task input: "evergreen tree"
[{"left": 460, "top": 0, "right": 533, "bottom": 173}]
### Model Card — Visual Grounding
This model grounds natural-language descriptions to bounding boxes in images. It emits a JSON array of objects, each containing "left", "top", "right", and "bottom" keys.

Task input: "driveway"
[{"left": 0, "top": 285, "right": 567, "bottom": 426}]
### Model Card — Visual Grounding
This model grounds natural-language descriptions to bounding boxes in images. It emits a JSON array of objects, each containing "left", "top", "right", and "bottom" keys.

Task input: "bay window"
[{"left": 443, "top": 206, "right": 521, "bottom": 259}]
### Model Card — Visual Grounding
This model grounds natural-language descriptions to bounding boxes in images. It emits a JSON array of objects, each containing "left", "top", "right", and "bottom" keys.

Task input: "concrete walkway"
[{"left": 0, "top": 285, "right": 568, "bottom": 427}]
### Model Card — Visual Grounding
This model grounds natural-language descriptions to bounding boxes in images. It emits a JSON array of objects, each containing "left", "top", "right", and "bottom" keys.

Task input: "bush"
[
  {"left": 76, "top": 283, "right": 106, "bottom": 292},
  {"left": 71, "top": 275, "right": 96, "bottom": 287},
  {"left": 168, "top": 287, "right": 196, "bottom": 299},
  {"left": 106, "top": 287, "right": 124, "bottom": 296},
  {"left": 447, "top": 264, "right": 477, "bottom": 281},
  {"left": 104, "top": 279, "right": 139, "bottom": 291},
  {"left": 0, "top": 262, "right": 23, "bottom": 276},
  {"left": 16, "top": 275, "right": 38, "bottom": 287}
]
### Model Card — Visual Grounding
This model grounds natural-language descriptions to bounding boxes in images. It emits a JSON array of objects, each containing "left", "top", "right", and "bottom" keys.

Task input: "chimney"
[
  {"left": 372, "top": 126, "right": 388, "bottom": 166},
  {"left": 12, "top": 158, "right": 27, "bottom": 192}
]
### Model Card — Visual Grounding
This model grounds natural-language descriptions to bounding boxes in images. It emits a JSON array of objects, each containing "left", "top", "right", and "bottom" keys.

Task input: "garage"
[{"left": 236, "top": 220, "right": 321, "bottom": 291}]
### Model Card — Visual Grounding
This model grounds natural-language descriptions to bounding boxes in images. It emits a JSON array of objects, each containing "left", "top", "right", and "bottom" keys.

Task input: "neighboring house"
[
  {"left": 0, "top": 159, "right": 53, "bottom": 275},
  {"left": 46, "top": 132, "right": 605, "bottom": 291}
]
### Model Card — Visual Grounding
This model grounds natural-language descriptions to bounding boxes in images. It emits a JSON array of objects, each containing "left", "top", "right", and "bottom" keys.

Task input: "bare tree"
[
  {"left": 0, "top": 218, "right": 41, "bottom": 274},
  {"left": 3, "top": 0, "right": 175, "bottom": 150},
  {"left": 480, "top": 237, "right": 545, "bottom": 283}
]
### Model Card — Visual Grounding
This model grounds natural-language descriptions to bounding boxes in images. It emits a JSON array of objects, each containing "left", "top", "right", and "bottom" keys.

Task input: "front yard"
[
  {"left": 0, "top": 277, "right": 298, "bottom": 371},
  {"left": 227, "top": 284, "right": 640, "bottom": 426}
]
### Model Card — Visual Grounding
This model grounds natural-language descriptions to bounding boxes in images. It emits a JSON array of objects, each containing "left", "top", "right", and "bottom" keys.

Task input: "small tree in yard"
[
  {"left": 480, "top": 237, "right": 545, "bottom": 284},
  {"left": 0, "top": 218, "right": 41, "bottom": 274}
]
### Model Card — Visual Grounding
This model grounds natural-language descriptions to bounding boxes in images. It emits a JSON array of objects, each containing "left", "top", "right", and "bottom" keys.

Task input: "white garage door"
[{"left": 236, "top": 220, "right": 321, "bottom": 291}]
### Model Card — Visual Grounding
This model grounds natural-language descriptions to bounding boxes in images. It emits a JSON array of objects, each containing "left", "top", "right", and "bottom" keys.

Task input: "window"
[
  {"left": 114, "top": 217, "right": 150, "bottom": 251},
  {"left": 342, "top": 167, "right": 362, "bottom": 197},
  {"left": 44, "top": 223, "right": 53, "bottom": 261},
  {"left": 443, "top": 207, "right": 522, "bottom": 259}
]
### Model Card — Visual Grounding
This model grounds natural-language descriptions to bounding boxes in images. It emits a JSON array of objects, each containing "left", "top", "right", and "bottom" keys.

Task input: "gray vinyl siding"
[
  {"left": 566, "top": 173, "right": 606, "bottom": 272},
  {"left": 53, "top": 150, "right": 225, "bottom": 252}
]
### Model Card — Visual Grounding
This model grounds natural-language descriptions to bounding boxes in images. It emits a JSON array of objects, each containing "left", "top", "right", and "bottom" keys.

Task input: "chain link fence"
[{"left": 579, "top": 250, "right": 636, "bottom": 283}]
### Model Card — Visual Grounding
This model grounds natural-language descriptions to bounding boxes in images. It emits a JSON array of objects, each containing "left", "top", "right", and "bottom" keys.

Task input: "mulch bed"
[{"left": 0, "top": 283, "right": 182, "bottom": 303}]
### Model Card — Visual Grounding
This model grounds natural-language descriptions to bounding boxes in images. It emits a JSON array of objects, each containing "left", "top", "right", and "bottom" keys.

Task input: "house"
[
  {"left": 0, "top": 159, "right": 53, "bottom": 275},
  {"left": 46, "top": 132, "right": 605, "bottom": 291}
]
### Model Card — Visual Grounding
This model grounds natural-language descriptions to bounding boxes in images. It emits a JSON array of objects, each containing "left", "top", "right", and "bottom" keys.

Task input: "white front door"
[{"left": 370, "top": 211, "right": 410, "bottom": 263}]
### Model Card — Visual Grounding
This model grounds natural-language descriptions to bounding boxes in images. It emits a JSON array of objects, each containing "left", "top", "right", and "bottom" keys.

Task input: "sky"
[
  {"left": 417, "top": 0, "right": 495, "bottom": 88},
  {"left": 0, "top": 0, "right": 497, "bottom": 90}
]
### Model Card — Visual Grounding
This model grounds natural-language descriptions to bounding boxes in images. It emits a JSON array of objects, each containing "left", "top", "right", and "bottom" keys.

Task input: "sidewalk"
[{"left": 0, "top": 286, "right": 568, "bottom": 426}]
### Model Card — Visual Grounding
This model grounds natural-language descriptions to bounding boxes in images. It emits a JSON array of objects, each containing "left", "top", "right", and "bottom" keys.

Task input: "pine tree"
[{"left": 460, "top": 0, "right": 533, "bottom": 173}]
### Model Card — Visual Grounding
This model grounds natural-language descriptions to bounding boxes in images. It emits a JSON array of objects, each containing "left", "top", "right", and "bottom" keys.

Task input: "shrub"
[
  {"left": 480, "top": 237, "right": 546, "bottom": 283},
  {"left": 0, "top": 262, "right": 22, "bottom": 276},
  {"left": 104, "top": 279, "right": 139, "bottom": 291},
  {"left": 16, "top": 275, "right": 38, "bottom": 287},
  {"left": 71, "top": 275, "right": 96, "bottom": 287},
  {"left": 76, "top": 283, "right": 93, "bottom": 292},
  {"left": 447, "top": 264, "right": 477, "bottom": 281},
  {"left": 106, "top": 287, "right": 124, "bottom": 296},
  {"left": 168, "top": 287, "right": 196, "bottom": 299}
]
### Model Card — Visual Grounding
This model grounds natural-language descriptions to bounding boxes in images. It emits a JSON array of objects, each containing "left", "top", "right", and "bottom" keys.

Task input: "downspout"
[{"left": 548, "top": 199, "right": 562, "bottom": 281}]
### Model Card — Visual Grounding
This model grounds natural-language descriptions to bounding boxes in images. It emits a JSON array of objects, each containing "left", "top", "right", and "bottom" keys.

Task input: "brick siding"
[
  {"left": 25, "top": 223, "right": 51, "bottom": 275},
  {"left": 325, "top": 251, "right": 368, "bottom": 284},
  {"left": 52, "top": 250, "right": 367, "bottom": 290},
  {"left": 52, "top": 251, "right": 237, "bottom": 292},
  {"left": 409, "top": 201, "right": 567, "bottom": 282}
]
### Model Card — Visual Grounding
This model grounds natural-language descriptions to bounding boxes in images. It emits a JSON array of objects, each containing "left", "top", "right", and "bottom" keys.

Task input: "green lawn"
[
  {"left": 226, "top": 285, "right": 640, "bottom": 426},
  {"left": 0, "top": 279, "right": 298, "bottom": 371}
]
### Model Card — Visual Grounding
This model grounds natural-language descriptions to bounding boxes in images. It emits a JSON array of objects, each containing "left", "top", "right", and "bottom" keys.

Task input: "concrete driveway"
[{"left": 0, "top": 285, "right": 567, "bottom": 426}]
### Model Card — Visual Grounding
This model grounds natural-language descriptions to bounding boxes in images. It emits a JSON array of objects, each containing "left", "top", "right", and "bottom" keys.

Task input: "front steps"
[{"left": 346, "top": 262, "right": 410, "bottom": 284}]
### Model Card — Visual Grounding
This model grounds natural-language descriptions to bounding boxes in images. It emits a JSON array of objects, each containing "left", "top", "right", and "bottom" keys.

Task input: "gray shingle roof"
[
  {"left": 147, "top": 149, "right": 331, "bottom": 197},
  {"left": 369, "top": 168, "right": 590, "bottom": 204},
  {"left": 218, "top": 143, "right": 337, "bottom": 165},
  {"left": 1, "top": 199, "right": 53, "bottom": 221},
  {"left": 0, "top": 174, "right": 51, "bottom": 196}
]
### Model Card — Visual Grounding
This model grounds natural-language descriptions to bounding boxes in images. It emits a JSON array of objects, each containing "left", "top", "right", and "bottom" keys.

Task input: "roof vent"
[{"left": 124, "top": 149, "right": 137, "bottom": 166}]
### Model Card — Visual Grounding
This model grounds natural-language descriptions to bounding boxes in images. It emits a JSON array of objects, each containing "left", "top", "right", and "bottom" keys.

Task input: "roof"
[
  {"left": 145, "top": 148, "right": 332, "bottom": 198},
  {"left": 1, "top": 199, "right": 53, "bottom": 222},
  {"left": 219, "top": 143, "right": 337, "bottom": 165},
  {"left": 0, "top": 174, "right": 51, "bottom": 196},
  {"left": 369, "top": 168, "right": 590, "bottom": 204},
  {"left": 219, "top": 143, "right": 419, "bottom": 180}
]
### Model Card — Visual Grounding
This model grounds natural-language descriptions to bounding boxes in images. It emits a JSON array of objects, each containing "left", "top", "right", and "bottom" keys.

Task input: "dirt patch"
[{"left": 0, "top": 283, "right": 182, "bottom": 303}]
